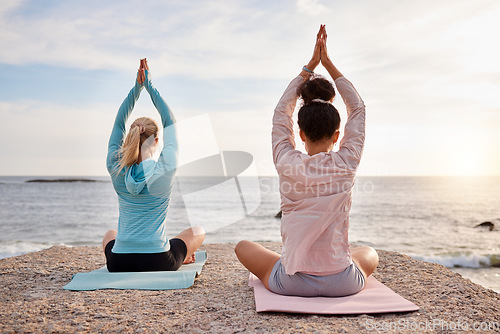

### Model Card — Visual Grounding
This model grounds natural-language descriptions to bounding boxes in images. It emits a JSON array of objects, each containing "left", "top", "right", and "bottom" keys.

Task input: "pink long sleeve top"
[{"left": 272, "top": 74, "right": 366, "bottom": 276}]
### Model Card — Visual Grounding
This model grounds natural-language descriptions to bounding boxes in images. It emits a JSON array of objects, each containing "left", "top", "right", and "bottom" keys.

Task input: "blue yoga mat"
[{"left": 64, "top": 250, "right": 207, "bottom": 291}]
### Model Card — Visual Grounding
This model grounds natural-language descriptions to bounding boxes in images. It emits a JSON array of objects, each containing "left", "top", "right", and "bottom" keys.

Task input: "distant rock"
[
  {"left": 26, "top": 178, "right": 99, "bottom": 183},
  {"left": 275, "top": 210, "right": 282, "bottom": 219},
  {"left": 474, "top": 221, "right": 495, "bottom": 231}
]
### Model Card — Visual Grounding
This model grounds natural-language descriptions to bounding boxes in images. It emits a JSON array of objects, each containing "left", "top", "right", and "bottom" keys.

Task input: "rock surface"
[{"left": 0, "top": 243, "right": 499, "bottom": 333}]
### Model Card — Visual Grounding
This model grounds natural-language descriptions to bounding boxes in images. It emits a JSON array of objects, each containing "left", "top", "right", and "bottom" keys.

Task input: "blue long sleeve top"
[{"left": 106, "top": 70, "right": 178, "bottom": 254}]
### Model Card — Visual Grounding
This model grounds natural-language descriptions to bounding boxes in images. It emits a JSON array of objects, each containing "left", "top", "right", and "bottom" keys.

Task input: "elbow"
[
  {"left": 340, "top": 149, "right": 363, "bottom": 170},
  {"left": 163, "top": 118, "right": 175, "bottom": 129},
  {"left": 347, "top": 103, "right": 365, "bottom": 116}
]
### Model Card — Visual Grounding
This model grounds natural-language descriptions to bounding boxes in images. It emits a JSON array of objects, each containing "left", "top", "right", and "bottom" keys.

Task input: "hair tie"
[
  {"left": 311, "top": 98, "right": 332, "bottom": 105},
  {"left": 131, "top": 123, "right": 146, "bottom": 135}
]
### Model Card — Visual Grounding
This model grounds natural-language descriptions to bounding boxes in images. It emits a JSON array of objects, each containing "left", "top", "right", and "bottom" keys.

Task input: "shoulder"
[{"left": 275, "top": 149, "right": 310, "bottom": 174}]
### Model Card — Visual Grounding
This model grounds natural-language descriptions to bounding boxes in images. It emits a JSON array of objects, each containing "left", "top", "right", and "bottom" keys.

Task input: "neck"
[
  {"left": 136, "top": 151, "right": 153, "bottom": 164},
  {"left": 305, "top": 141, "right": 333, "bottom": 156},
  {"left": 307, "top": 148, "right": 329, "bottom": 156}
]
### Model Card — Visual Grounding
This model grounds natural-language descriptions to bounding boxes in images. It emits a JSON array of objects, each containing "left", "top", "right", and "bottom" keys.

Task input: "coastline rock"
[
  {"left": 26, "top": 178, "right": 100, "bottom": 183},
  {"left": 474, "top": 222, "right": 495, "bottom": 231},
  {"left": 0, "top": 243, "right": 499, "bottom": 333}
]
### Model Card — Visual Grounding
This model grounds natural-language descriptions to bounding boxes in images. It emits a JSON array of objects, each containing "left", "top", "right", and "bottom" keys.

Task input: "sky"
[{"left": 0, "top": 0, "right": 499, "bottom": 176}]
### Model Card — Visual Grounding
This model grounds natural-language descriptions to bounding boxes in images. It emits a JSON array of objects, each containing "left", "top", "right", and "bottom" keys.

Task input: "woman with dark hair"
[
  {"left": 235, "top": 26, "right": 378, "bottom": 297},
  {"left": 103, "top": 59, "right": 205, "bottom": 272}
]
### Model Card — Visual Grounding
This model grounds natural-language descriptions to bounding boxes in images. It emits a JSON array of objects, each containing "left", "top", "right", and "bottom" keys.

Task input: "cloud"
[
  {"left": 0, "top": 0, "right": 314, "bottom": 79},
  {"left": 0, "top": 0, "right": 499, "bottom": 176},
  {"left": 296, "top": 0, "right": 327, "bottom": 16},
  {"left": 2, "top": 0, "right": 498, "bottom": 83}
]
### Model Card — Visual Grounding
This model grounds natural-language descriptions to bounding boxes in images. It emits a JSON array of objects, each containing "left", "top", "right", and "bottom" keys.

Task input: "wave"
[
  {"left": 414, "top": 252, "right": 500, "bottom": 268},
  {"left": 0, "top": 241, "right": 53, "bottom": 259}
]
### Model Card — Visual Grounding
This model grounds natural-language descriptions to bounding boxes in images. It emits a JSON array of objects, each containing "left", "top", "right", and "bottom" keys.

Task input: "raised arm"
[
  {"left": 334, "top": 77, "right": 365, "bottom": 168},
  {"left": 142, "top": 59, "right": 177, "bottom": 171},
  {"left": 319, "top": 25, "right": 343, "bottom": 81},
  {"left": 142, "top": 63, "right": 175, "bottom": 128},
  {"left": 299, "top": 25, "right": 322, "bottom": 79},
  {"left": 106, "top": 67, "right": 144, "bottom": 171},
  {"left": 320, "top": 28, "right": 365, "bottom": 168},
  {"left": 272, "top": 27, "right": 323, "bottom": 165},
  {"left": 271, "top": 77, "right": 303, "bottom": 165}
]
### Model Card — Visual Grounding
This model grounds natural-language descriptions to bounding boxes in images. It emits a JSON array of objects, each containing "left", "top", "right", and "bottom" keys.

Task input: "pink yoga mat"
[{"left": 249, "top": 274, "right": 419, "bottom": 314}]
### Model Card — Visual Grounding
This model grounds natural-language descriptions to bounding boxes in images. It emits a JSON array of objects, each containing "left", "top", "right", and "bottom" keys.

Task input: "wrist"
[
  {"left": 300, "top": 65, "right": 314, "bottom": 79},
  {"left": 306, "top": 60, "right": 318, "bottom": 72},
  {"left": 302, "top": 65, "right": 314, "bottom": 74},
  {"left": 322, "top": 57, "right": 334, "bottom": 69}
]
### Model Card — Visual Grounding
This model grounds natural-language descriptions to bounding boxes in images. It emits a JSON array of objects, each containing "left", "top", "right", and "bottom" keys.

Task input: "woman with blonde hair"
[{"left": 103, "top": 59, "right": 205, "bottom": 272}]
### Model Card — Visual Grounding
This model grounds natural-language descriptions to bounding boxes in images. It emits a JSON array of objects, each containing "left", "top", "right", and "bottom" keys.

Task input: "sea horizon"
[{"left": 1, "top": 175, "right": 499, "bottom": 293}]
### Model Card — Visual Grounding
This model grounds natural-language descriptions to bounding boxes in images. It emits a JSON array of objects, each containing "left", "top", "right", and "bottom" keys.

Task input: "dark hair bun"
[
  {"left": 299, "top": 76, "right": 335, "bottom": 105},
  {"left": 298, "top": 103, "right": 340, "bottom": 143}
]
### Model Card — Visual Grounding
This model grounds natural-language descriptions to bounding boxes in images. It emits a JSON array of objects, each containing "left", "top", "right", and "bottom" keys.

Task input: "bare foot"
[{"left": 183, "top": 253, "right": 195, "bottom": 264}]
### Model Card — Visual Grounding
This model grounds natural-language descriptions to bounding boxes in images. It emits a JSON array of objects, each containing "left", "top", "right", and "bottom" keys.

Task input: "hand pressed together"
[
  {"left": 136, "top": 58, "right": 150, "bottom": 85},
  {"left": 303, "top": 24, "right": 342, "bottom": 80}
]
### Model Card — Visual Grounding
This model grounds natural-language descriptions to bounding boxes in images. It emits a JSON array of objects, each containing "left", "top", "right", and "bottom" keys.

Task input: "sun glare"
[
  {"left": 449, "top": 151, "right": 484, "bottom": 176},
  {"left": 438, "top": 125, "right": 493, "bottom": 176}
]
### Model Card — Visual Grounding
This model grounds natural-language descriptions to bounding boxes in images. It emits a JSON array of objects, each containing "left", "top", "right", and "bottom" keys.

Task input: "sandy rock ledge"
[{"left": 0, "top": 243, "right": 498, "bottom": 333}]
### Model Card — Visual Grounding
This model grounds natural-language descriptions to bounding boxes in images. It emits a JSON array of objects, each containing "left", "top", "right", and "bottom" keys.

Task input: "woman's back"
[
  {"left": 106, "top": 68, "right": 177, "bottom": 254},
  {"left": 109, "top": 157, "right": 175, "bottom": 253},
  {"left": 235, "top": 25, "right": 378, "bottom": 297},
  {"left": 101, "top": 59, "right": 205, "bottom": 273},
  {"left": 273, "top": 75, "right": 365, "bottom": 276}
]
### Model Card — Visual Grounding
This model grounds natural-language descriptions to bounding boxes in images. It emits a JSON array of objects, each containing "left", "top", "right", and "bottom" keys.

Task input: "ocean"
[{"left": 0, "top": 175, "right": 498, "bottom": 293}]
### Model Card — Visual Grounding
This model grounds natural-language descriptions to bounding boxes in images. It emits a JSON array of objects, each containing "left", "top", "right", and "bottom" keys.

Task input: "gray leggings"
[{"left": 268, "top": 259, "right": 366, "bottom": 297}]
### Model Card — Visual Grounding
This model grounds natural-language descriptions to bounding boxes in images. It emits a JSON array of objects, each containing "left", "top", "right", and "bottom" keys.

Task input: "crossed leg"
[
  {"left": 351, "top": 246, "right": 379, "bottom": 280},
  {"left": 235, "top": 242, "right": 379, "bottom": 291},
  {"left": 101, "top": 226, "right": 205, "bottom": 264},
  {"left": 173, "top": 226, "right": 205, "bottom": 264},
  {"left": 235, "top": 240, "right": 280, "bottom": 290},
  {"left": 102, "top": 229, "right": 117, "bottom": 252}
]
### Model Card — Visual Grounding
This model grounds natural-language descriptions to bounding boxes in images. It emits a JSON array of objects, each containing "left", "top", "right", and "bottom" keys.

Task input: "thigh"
[
  {"left": 102, "top": 230, "right": 117, "bottom": 253},
  {"left": 268, "top": 259, "right": 318, "bottom": 297},
  {"left": 173, "top": 227, "right": 205, "bottom": 260},
  {"left": 105, "top": 240, "right": 129, "bottom": 272},
  {"left": 105, "top": 239, "right": 187, "bottom": 272},
  {"left": 166, "top": 238, "right": 188, "bottom": 270},
  {"left": 319, "top": 263, "right": 366, "bottom": 297},
  {"left": 104, "top": 239, "right": 116, "bottom": 265},
  {"left": 235, "top": 240, "right": 280, "bottom": 289}
]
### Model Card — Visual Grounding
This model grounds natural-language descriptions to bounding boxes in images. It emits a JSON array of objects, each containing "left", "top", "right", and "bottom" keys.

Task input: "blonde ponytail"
[{"left": 113, "top": 117, "right": 159, "bottom": 176}]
